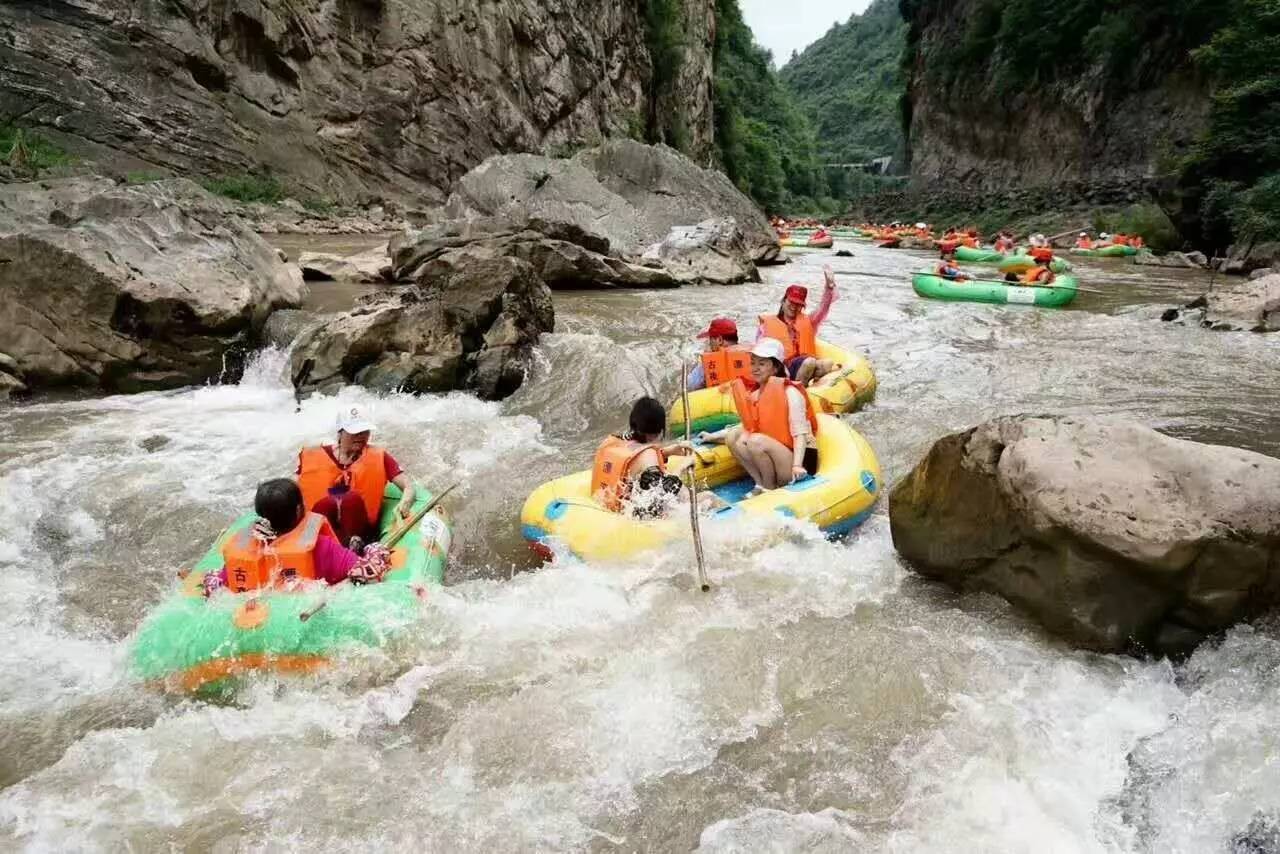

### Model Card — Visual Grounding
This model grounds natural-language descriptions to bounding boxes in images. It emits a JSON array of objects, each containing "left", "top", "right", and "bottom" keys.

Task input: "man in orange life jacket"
[
  {"left": 591, "top": 397, "right": 692, "bottom": 517},
  {"left": 698, "top": 338, "right": 819, "bottom": 493},
  {"left": 296, "top": 407, "right": 416, "bottom": 549},
  {"left": 1021, "top": 255, "right": 1057, "bottom": 286},
  {"left": 935, "top": 243, "right": 968, "bottom": 281},
  {"left": 757, "top": 265, "right": 837, "bottom": 386},
  {"left": 1076, "top": 232, "right": 1094, "bottom": 249},
  {"left": 686, "top": 318, "right": 750, "bottom": 391}
]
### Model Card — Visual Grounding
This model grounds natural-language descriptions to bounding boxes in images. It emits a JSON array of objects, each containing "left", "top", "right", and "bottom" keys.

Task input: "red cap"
[
  {"left": 784, "top": 285, "right": 808, "bottom": 305},
  {"left": 696, "top": 317, "right": 738, "bottom": 339}
]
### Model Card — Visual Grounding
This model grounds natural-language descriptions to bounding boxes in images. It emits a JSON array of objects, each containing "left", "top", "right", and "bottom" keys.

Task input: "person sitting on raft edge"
[
  {"left": 592, "top": 396, "right": 695, "bottom": 518},
  {"left": 203, "top": 479, "right": 390, "bottom": 595},
  {"left": 687, "top": 318, "right": 750, "bottom": 391},
  {"left": 698, "top": 338, "right": 819, "bottom": 495},
  {"left": 936, "top": 243, "right": 968, "bottom": 281},
  {"left": 757, "top": 264, "right": 838, "bottom": 387},
  {"left": 296, "top": 406, "right": 416, "bottom": 551},
  {"left": 1021, "top": 252, "right": 1057, "bottom": 286}
]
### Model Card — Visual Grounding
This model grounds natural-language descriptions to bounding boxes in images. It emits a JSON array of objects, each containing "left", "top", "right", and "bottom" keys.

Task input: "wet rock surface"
[
  {"left": 290, "top": 247, "right": 553, "bottom": 400},
  {"left": 1162, "top": 275, "right": 1280, "bottom": 332},
  {"left": 890, "top": 415, "right": 1280, "bottom": 657},
  {"left": 0, "top": 177, "right": 305, "bottom": 393}
]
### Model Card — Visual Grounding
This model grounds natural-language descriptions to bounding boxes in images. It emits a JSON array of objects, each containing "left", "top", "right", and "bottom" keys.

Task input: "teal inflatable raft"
[
  {"left": 129, "top": 483, "right": 451, "bottom": 694},
  {"left": 912, "top": 272, "right": 1079, "bottom": 308},
  {"left": 954, "top": 245, "right": 1072, "bottom": 273},
  {"left": 1071, "top": 244, "right": 1139, "bottom": 258}
]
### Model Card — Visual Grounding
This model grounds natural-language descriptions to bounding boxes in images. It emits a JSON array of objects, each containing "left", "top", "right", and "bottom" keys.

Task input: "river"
[{"left": 1, "top": 242, "right": 1278, "bottom": 851}]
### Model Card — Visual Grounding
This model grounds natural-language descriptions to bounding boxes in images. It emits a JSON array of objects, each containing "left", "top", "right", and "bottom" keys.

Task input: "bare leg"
[
  {"left": 747, "top": 433, "right": 795, "bottom": 488},
  {"left": 727, "top": 427, "right": 768, "bottom": 489},
  {"left": 808, "top": 359, "right": 838, "bottom": 385},
  {"left": 794, "top": 357, "right": 819, "bottom": 385}
]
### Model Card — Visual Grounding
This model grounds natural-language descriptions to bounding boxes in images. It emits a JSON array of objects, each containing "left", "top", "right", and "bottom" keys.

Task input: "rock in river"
[
  {"left": 0, "top": 177, "right": 305, "bottom": 393},
  {"left": 889, "top": 415, "right": 1280, "bottom": 657},
  {"left": 1162, "top": 274, "right": 1280, "bottom": 332},
  {"left": 445, "top": 139, "right": 779, "bottom": 268},
  {"left": 291, "top": 246, "right": 553, "bottom": 400}
]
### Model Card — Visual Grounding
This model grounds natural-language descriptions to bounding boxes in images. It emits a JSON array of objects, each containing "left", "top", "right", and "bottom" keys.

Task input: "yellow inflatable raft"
[
  {"left": 670, "top": 340, "right": 876, "bottom": 435},
  {"left": 520, "top": 414, "right": 882, "bottom": 562}
]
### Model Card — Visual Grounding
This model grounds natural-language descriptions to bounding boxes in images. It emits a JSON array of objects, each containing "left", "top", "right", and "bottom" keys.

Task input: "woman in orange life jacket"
[
  {"left": 687, "top": 318, "right": 749, "bottom": 391},
  {"left": 591, "top": 397, "right": 694, "bottom": 518},
  {"left": 756, "top": 264, "right": 838, "bottom": 386},
  {"left": 203, "top": 479, "right": 390, "bottom": 595},
  {"left": 296, "top": 407, "right": 416, "bottom": 550},
  {"left": 697, "top": 338, "right": 819, "bottom": 494},
  {"left": 1076, "top": 232, "right": 1095, "bottom": 250},
  {"left": 1021, "top": 256, "right": 1057, "bottom": 286}
]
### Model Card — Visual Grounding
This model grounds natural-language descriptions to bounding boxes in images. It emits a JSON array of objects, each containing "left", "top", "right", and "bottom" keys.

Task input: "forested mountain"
[{"left": 779, "top": 0, "right": 907, "bottom": 165}]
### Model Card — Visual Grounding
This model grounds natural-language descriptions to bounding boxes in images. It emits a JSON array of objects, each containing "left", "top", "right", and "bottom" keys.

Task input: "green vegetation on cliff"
[
  {"left": 779, "top": 0, "right": 907, "bottom": 164},
  {"left": 711, "top": 0, "right": 828, "bottom": 213},
  {"left": 1184, "top": 0, "right": 1280, "bottom": 249}
]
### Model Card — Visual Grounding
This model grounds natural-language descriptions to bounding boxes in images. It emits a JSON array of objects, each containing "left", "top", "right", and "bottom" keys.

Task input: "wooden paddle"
[
  {"left": 680, "top": 360, "right": 711, "bottom": 593},
  {"left": 299, "top": 483, "right": 458, "bottom": 622}
]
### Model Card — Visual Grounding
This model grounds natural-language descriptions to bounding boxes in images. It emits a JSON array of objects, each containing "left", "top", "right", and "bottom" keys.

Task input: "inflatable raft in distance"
[
  {"left": 954, "top": 245, "right": 1072, "bottom": 273},
  {"left": 521, "top": 414, "right": 882, "bottom": 562},
  {"left": 912, "top": 272, "right": 1079, "bottom": 308},
  {"left": 1070, "top": 244, "right": 1139, "bottom": 258},
  {"left": 129, "top": 484, "right": 450, "bottom": 694}
]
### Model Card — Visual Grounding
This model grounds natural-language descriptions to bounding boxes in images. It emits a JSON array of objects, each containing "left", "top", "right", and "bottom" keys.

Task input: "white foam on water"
[{"left": 698, "top": 807, "right": 867, "bottom": 852}]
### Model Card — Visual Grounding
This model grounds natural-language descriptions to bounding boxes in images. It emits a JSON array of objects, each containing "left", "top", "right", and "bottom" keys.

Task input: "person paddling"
[
  {"left": 757, "top": 265, "right": 838, "bottom": 386},
  {"left": 686, "top": 318, "right": 750, "bottom": 391},
  {"left": 296, "top": 407, "right": 416, "bottom": 550},
  {"left": 935, "top": 244, "right": 969, "bottom": 282},
  {"left": 591, "top": 397, "right": 692, "bottom": 518},
  {"left": 699, "top": 338, "right": 819, "bottom": 494}
]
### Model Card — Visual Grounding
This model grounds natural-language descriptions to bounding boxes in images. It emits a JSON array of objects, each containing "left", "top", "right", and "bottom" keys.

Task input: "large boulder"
[
  {"left": 0, "top": 177, "right": 305, "bottom": 393},
  {"left": 389, "top": 216, "right": 676, "bottom": 289},
  {"left": 1133, "top": 249, "right": 1207, "bottom": 269},
  {"left": 1161, "top": 274, "right": 1280, "bottom": 332},
  {"left": 889, "top": 416, "right": 1280, "bottom": 657},
  {"left": 444, "top": 140, "right": 778, "bottom": 266},
  {"left": 296, "top": 245, "right": 391, "bottom": 282},
  {"left": 290, "top": 246, "right": 553, "bottom": 400},
  {"left": 641, "top": 218, "right": 761, "bottom": 285}
]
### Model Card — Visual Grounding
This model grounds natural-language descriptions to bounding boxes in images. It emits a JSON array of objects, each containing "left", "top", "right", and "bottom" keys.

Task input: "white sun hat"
[
  {"left": 336, "top": 405, "right": 375, "bottom": 435},
  {"left": 750, "top": 338, "right": 786, "bottom": 363}
]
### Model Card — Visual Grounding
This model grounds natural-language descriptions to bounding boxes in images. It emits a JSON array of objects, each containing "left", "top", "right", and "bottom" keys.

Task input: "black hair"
[
  {"left": 765, "top": 357, "right": 787, "bottom": 378},
  {"left": 721, "top": 332, "right": 739, "bottom": 344},
  {"left": 628, "top": 396, "right": 667, "bottom": 439},
  {"left": 255, "top": 478, "right": 304, "bottom": 535}
]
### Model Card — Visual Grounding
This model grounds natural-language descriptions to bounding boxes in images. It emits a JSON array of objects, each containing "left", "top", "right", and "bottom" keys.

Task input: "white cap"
[
  {"left": 916, "top": 222, "right": 927, "bottom": 229},
  {"left": 750, "top": 338, "right": 786, "bottom": 363},
  {"left": 336, "top": 405, "right": 375, "bottom": 435},
  {"left": 1100, "top": 232, "right": 1110, "bottom": 239},
  {"left": 1080, "top": 232, "right": 1088, "bottom": 236}
]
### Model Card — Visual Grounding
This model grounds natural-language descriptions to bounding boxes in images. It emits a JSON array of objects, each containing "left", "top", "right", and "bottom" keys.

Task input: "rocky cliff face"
[
  {"left": 0, "top": 0, "right": 715, "bottom": 205},
  {"left": 900, "top": 0, "right": 1210, "bottom": 199}
]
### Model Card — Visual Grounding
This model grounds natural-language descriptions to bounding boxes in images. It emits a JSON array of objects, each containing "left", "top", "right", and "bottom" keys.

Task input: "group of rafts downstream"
[{"left": 130, "top": 223, "right": 1124, "bottom": 692}]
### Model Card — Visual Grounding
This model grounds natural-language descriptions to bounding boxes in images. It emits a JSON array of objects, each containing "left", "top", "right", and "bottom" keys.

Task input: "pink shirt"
[
  {"left": 215, "top": 531, "right": 359, "bottom": 588},
  {"left": 756, "top": 284, "right": 837, "bottom": 344}
]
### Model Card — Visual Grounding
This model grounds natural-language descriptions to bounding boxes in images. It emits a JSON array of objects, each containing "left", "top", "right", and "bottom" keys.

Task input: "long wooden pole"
[{"left": 680, "top": 360, "right": 711, "bottom": 593}]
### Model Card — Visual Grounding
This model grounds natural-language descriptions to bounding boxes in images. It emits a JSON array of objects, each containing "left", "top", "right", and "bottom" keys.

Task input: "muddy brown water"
[{"left": 1, "top": 238, "right": 1277, "bottom": 851}]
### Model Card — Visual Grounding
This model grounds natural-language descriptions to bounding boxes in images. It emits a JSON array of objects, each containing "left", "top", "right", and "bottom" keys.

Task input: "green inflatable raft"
[
  {"left": 1070, "top": 244, "right": 1139, "bottom": 258},
  {"left": 954, "top": 245, "right": 1072, "bottom": 273},
  {"left": 129, "top": 483, "right": 451, "bottom": 694},
  {"left": 912, "top": 272, "right": 1079, "bottom": 308}
]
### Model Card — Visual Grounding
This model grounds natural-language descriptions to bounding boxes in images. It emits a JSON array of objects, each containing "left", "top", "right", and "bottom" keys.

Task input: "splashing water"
[{"left": 2, "top": 244, "right": 1278, "bottom": 850}]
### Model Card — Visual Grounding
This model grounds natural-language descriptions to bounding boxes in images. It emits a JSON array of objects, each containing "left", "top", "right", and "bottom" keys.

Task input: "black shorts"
[{"left": 802, "top": 446, "right": 819, "bottom": 476}]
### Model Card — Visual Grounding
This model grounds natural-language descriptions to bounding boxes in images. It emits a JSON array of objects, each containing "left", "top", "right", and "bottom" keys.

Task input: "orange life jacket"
[
  {"left": 1076, "top": 238, "right": 1094, "bottom": 249},
  {"left": 591, "top": 436, "right": 665, "bottom": 512},
  {"left": 1023, "top": 266, "right": 1053, "bottom": 284},
  {"left": 1112, "top": 234, "right": 1130, "bottom": 245},
  {"left": 297, "top": 445, "right": 388, "bottom": 532},
  {"left": 730, "top": 377, "right": 818, "bottom": 451},
  {"left": 759, "top": 314, "right": 817, "bottom": 361},
  {"left": 1030, "top": 246, "right": 1054, "bottom": 263},
  {"left": 701, "top": 346, "right": 751, "bottom": 387},
  {"left": 221, "top": 512, "right": 338, "bottom": 593},
  {"left": 960, "top": 236, "right": 978, "bottom": 248},
  {"left": 994, "top": 237, "right": 1014, "bottom": 252}
]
